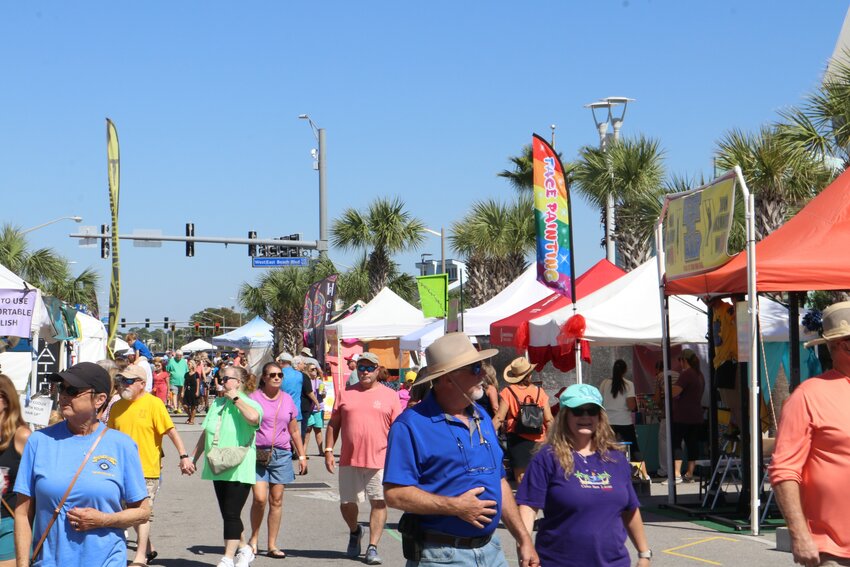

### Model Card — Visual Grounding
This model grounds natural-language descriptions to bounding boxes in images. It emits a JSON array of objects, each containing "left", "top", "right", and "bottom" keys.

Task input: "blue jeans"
[{"left": 406, "top": 533, "right": 508, "bottom": 567}]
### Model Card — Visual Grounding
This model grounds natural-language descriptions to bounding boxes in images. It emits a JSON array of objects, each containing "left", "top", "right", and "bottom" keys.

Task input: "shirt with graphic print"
[{"left": 516, "top": 445, "right": 639, "bottom": 567}]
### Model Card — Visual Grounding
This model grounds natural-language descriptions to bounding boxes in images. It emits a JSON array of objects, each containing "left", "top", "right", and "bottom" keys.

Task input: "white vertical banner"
[{"left": 736, "top": 300, "right": 751, "bottom": 363}]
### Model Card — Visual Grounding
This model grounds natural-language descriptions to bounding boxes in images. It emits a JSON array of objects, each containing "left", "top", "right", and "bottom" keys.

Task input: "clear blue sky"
[{"left": 1, "top": 1, "right": 846, "bottom": 325}]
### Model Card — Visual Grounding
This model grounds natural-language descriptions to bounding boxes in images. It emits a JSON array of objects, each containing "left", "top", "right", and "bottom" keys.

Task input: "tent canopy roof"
[
  {"left": 327, "top": 287, "right": 431, "bottom": 340},
  {"left": 212, "top": 316, "right": 273, "bottom": 348},
  {"left": 666, "top": 168, "right": 850, "bottom": 295},
  {"left": 490, "top": 259, "right": 625, "bottom": 350},
  {"left": 180, "top": 338, "right": 218, "bottom": 352}
]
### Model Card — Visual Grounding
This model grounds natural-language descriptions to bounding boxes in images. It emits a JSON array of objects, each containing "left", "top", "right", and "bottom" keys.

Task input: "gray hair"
[
  {"left": 97, "top": 359, "right": 119, "bottom": 380},
  {"left": 292, "top": 355, "right": 305, "bottom": 366}
]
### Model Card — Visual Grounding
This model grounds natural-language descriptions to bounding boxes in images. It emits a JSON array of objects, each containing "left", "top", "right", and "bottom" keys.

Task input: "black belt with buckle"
[{"left": 421, "top": 531, "right": 492, "bottom": 549}]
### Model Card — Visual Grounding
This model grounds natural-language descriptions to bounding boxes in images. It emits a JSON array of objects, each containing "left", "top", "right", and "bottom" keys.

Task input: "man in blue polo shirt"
[{"left": 384, "top": 333, "right": 539, "bottom": 567}]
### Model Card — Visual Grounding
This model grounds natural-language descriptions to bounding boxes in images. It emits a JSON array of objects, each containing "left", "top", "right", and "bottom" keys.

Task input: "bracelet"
[
  {"left": 232, "top": 396, "right": 240, "bottom": 403},
  {"left": 179, "top": 454, "right": 189, "bottom": 459},
  {"left": 298, "top": 456, "right": 306, "bottom": 461},
  {"left": 324, "top": 448, "right": 334, "bottom": 453}
]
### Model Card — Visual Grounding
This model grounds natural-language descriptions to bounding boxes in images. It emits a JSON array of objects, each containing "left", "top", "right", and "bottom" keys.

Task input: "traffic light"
[
  {"left": 288, "top": 233, "right": 300, "bottom": 257},
  {"left": 214, "top": 322, "right": 221, "bottom": 333},
  {"left": 248, "top": 231, "right": 257, "bottom": 257},
  {"left": 194, "top": 322, "right": 200, "bottom": 332},
  {"left": 100, "top": 224, "right": 110, "bottom": 259},
  {"left": 145, "top": 318, "right": 150, "bottom": 328},
  {"left": 186, "top": 223, "right": 194, "bottom": 257},
  {"left": 121, "top": 318, "right": 126, "bottom": 328},
  {"left": 163, "top": 317, "right": 169, "bottom": 329}
]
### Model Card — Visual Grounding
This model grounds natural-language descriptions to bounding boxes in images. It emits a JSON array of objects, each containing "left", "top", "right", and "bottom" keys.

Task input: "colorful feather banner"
[{"left": 106, "top": 118, "right": 121, "bottom": 358}]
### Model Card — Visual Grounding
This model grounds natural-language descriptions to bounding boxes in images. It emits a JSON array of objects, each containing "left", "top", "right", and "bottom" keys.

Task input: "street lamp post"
[
  {"left": 585, "top": 97, "right": 634, "bottom": 265},
  {"left": 21, "top": 215, "right": 83, "bottom": 235},
  {"left": 423, "top": 228, "right": 445, "bottom": 274},
  {"left": 299, "top": 114, "right": 328, "bottom": 257}
]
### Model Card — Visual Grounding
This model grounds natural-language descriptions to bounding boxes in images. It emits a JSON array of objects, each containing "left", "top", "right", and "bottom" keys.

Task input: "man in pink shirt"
[
  {"left": 325, "top": 352, "right": 400, "bottom": 565},
  {"left": 771, "top": 301, "right": 850, "bottom": 567}
]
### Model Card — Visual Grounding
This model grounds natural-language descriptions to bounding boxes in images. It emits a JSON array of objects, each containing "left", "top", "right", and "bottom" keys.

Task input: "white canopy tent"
[
  {"left": 326, "top": 288, "right": 432, "bottom": 340},
  {"left": 400, "top": 265, "right": 551, "bottom": 351},
  {"left": 73, "top": 311, "right": 108, "bottom": 363},
  {"left": 179, "top": 338, "right": 218, "bottom": 352},
  {"left": 212, "top": 316, "right": 273, "bottom": 375}
]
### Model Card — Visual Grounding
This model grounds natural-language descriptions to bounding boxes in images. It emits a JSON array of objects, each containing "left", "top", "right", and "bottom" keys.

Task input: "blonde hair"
[
  {"left": 0, "top": 374, "right": 26, "bottom": 451},
  {"left": 481, "top": 362, "right": 498, "bottom": 388},
  {"left": 543, "top": 407, "right": 625, "bottom": 476}
]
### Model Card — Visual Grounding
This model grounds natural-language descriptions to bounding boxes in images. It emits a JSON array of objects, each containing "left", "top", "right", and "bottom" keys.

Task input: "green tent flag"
[{"left": 416, "top": 274, "right": 448, "bottom": 318}]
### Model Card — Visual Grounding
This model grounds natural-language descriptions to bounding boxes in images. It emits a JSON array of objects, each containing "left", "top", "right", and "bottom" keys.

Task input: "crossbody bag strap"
[
  {"left": 269, "top": 395, "right": 283, "bottom": 449},
  {"left": 31, "top": 425, "right": 108, "bottom": 565},
  {"left": 0, "top": 496, "right": 13, "bottom": 516},
  {"left": 214, "top": 398, "right": 257, "bottom": 449}
]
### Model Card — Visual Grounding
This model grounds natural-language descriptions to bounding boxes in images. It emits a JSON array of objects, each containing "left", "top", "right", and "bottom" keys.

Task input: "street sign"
[{"left": 252, "top": 257, "right": 309, "bottom": 268}]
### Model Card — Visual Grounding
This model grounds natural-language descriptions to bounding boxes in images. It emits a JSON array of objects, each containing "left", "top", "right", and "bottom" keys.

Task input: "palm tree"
[
  {"left": 451, "top": 194, "right": 535, "bottom": 306},
  {"left": 572, "top": 136, "right": 666, "bottom": 270},
  {"left": 497, "top": 144, "right": 569, "bottom": 193},
  {"left": 331, "top": 197, "right": 425, "bottom": 300},
  {"left": 0, "top": 223, "right": 100, "bottom": 314},
  {"left": 238, "top": 258, "right": 338, "bottom": 356},
  {"left": 778, "top": 51, "right": 850, "bottom": 170},
  {"left": 0, "top": 224, "right": 67, "bottom": 284},
  {"left": 715, "top": 126, "right": 834, "bottom": 241}
]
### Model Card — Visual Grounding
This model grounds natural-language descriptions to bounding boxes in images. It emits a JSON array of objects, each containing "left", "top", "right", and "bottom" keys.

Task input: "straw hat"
[
  {"left": 413, "top": 333, "right": 498, "bottom": 386},
  {"left": 805, "top": 301, "right": 850, "bottom": 347},
  {"left": 503, "top": 356, "right": 535, "bottom": 384}
]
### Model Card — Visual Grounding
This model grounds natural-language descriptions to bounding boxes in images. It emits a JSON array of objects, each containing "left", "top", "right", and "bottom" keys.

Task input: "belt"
[{"left": 420, "top": 532, "right": 492, "bottom": 549}]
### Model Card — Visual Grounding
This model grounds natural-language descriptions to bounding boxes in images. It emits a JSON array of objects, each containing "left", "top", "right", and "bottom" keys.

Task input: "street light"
[
  {"left": 21, "top": 215, "right": 83, "bottom": 235},
  {"left": 423, "top": 228, "right": 445, "bottom": 274},
  {"left": 585, "top": 96, "right": 634, "bottom": 264},
  {"left": 299, "top": 114, "right": 327, "bottom": 257}
]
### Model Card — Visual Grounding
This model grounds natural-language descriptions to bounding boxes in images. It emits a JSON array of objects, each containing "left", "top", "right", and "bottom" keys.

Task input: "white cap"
[{"left": 277, "top": 352, "right": 293, "bottom": 363}]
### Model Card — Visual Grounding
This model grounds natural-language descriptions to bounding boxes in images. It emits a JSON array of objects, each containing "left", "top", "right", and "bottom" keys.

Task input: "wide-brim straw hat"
[
  {"left": 413, "top": 333, "right": 498, "bottom": 386},
  {"left": 503, "top": 356, "right": 534, "bottom": 384},
  {"left": 805, "top": 301, "right": 850, "bottom": 347}
]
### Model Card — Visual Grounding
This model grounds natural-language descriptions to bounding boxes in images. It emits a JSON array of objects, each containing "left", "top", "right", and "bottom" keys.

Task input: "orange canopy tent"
[{"left": 666, "top": 168, "right": 850, "bottom": 295}]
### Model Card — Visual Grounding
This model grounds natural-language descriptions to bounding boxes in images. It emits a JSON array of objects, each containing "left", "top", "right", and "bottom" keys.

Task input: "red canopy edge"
[
  {"left": 490, "top": 259, "right": 626, "bottom": 350},
  {"left": 665, "top": 168, "right": 850, "bottom": 295}
]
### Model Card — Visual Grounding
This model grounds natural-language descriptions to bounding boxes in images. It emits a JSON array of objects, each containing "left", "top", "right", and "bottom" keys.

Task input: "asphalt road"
[{"left": 134, "top": 422, "right": 799, "bottom": 566}]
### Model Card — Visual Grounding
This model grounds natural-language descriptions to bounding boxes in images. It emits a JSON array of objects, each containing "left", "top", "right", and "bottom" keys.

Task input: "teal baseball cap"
[{"left": 559, "top": 384, "right": 604, "bottom": 409}]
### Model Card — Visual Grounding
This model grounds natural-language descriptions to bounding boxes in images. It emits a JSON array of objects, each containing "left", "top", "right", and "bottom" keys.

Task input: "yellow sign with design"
[{"left": 664, "top": 174, "right": 736, "bottom": 280}]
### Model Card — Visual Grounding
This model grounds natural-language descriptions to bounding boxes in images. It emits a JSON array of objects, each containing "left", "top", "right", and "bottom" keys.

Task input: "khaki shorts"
[
  {"left": 144, "top": 477, "right": 160, "bottom": 521},
  {"left": 820, "top": 555, "right": 850, "bottom": 567},
  {"left": 338, "top": 466, "right": 383, "bottom": 504}
]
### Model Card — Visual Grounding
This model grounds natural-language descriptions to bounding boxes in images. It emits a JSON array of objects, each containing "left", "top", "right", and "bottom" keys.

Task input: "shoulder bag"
[
  {"left": 206, "top": 403, "right": 255, "bottom": 474},
  {"left": 508, "top": 385, "right": 544, "bottom": 435},
  {"left": 256, "top": 395, "right": 284, "bottom": 467},
  {"left": 30, "top": 425, "right": 108, "bottom": 566}
]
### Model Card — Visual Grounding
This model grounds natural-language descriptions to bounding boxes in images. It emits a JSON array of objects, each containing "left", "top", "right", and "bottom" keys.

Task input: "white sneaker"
[
  {"left": 661, "top": 476, "right": 683, "bottom": 485},
  {"left": 234, "top": 545, "right": 255, "bottom": 567},
  {"left": 217, "top": 558, "right": 235, "bottom": 567}
]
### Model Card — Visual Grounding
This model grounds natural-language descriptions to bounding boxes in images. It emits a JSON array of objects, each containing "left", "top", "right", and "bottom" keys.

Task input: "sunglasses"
[
  {"left": 466, "top": 361, "right": 483, "bottom": 376},
  {"left": 265, "top": 372, "right": 283, "bottom": 378},
  {"left": 569, "top": 405, "right": 601, "bottom": 417},
  {"left": 221, "top": 375, "right": 241, "bottom": 382},
  {"left": 357, "top": 365, "right": 377, "bottom": 373},
  {"left": 119, "top": 377, "right": 143, "bottom": 386},
  {"left": 58, "top": 383, "right": 92, "bottom": 397}
]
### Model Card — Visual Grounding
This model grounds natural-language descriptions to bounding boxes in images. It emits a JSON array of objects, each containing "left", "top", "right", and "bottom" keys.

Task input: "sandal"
[
  {"left": 147, "top": 550, "right": 158, "bottom": 563},
  {"left": 267, "top": 548, "right": 287, "bottom": 558}
]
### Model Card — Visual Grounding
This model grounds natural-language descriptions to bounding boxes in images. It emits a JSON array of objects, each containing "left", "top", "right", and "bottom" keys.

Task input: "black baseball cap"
[{"left": 49, "top": 362, "right": 112, "bottom": 394}]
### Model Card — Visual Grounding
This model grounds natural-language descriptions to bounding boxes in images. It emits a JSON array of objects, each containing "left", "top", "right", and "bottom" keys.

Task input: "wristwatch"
[
  {"left": 232, "top": 396, "right": 240, "bottom": 403},
  {"left": 298, "top": 456, "right": 307, "bottom": 461},
  {"left": 179, "top": 454, "right": 189, "bottom": 460},
  {"left": 638, "top": 549, "right": 653, "bottom": 560}
]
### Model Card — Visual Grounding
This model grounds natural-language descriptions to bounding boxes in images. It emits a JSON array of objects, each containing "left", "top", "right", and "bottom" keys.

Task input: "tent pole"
[
  {"left": 654, "top": 222, "right": 676, "bottom": 504},
  {"left": 573, "top": 304, "right": 583, "bottom": 384},
  {"left": 736, "top": 165, "right": 760, "bottom": 536},
  {"left": 30, "top": 329, "right": 40, "bottom": 400},
  {"left": 789, "top": 292, "right": 801, "bottom": 392}
]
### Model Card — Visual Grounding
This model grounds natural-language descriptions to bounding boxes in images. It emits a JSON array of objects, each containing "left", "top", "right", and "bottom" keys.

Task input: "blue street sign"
[{"left": 252, "top": 257, "right": 309, "bottom": 268}]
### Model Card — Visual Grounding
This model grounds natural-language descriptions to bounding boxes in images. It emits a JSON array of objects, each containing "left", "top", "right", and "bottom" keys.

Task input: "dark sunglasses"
[
  {"left": 118, "top": 377, "right": 142, "bottom": 386},
  {"left": 58, "top": 383, "right": 92, "bottom": 397},
  {"left": 357, "top": 365, "right": 377, "bottom": 373},
  {"left": 466, "top": 361, "right": 483, "bottom": 376},
  {"left": 569, "top": 405, "right": 601, "bottom": 417},
  {"left": 265, "top": 372, "right": 283, "bottom": 378},
  {"left": 221, "top": 375, "right": 241, "bottom": 382}
]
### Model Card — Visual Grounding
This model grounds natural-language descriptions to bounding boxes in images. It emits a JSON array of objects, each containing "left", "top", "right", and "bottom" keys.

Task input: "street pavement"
[{"left": 136, "top": 422, "right": 799, "bottom": 566}]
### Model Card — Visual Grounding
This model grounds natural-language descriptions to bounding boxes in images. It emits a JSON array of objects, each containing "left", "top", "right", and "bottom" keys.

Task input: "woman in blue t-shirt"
[{"left": 515, "top": 384, "right": 652, "bottom": 567}]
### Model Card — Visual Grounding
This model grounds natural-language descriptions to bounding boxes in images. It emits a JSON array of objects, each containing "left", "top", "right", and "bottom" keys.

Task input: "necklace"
[{"left": 574, "top": 450, "right": 593, "bottom": 465}]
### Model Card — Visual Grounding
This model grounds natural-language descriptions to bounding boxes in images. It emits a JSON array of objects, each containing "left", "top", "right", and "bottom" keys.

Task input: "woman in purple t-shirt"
[
  {"left": 516, "top": 384, "right": 652, "bottom": 567},
  {"left": 246, "top": 362, "right": 307, "bottom": 558}
]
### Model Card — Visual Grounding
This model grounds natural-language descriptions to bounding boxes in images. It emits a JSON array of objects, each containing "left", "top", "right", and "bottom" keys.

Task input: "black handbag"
[{"left": 509, "top": 386, "right": 544, "bottom": 435}]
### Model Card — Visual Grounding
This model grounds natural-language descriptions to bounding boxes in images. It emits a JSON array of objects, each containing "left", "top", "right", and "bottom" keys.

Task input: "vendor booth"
[{"left": 211, "top": 316, "right": 273, "bottom": 375}]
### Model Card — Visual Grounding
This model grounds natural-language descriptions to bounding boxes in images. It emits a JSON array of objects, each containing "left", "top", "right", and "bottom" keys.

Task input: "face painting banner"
[
  {"left": 663, "top": 172, "right": 736, "bottom": 280},
  {"left": 533, "top": 134, "right": 575, "bottom": 301},
  {"left": 302, "top": 274, "right": 338, "bottom": 367}
]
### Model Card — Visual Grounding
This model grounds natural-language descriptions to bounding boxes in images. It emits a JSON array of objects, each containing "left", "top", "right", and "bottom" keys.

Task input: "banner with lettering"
[
  {"left": 533, "top": 134, "right": 575, "bottom": 301},
  {"left": 663, "top": 172, "right": 736, "bottom": 280},
  {"left": 302, "top": 274, "right": 338, "bottom": 367},
  {"left": 0, "top": 289, "right": 37, "bottom": 338}
]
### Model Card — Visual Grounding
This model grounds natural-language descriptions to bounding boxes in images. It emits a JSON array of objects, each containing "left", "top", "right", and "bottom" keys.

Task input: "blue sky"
[{"left": 1, "top": 1, "right": 847, "bottom": 325}]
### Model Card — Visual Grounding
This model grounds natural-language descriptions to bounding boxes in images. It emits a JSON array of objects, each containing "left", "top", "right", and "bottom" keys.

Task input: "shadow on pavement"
[
  {"left": 151, "top": 560, "right": 212, "bottom": 567},
  {"left": 284, "top": 548, "right": 355, "bottom": 560}
]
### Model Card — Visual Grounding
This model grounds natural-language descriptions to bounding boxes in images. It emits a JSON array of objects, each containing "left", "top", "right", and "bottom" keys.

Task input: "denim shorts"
[
  {"left": 406, "top": 533, "right": 506, "bottom": 567},
  {"left": 0, "top": 516, "right": 13, "bottom": 561},
  {"left": 256, "top": 447, "right": 296, "bottom": 485}
]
